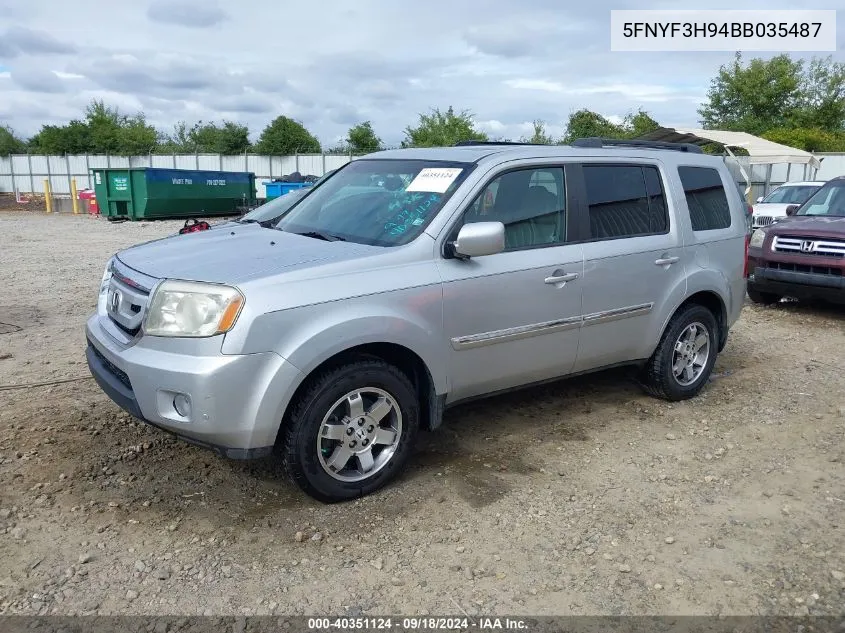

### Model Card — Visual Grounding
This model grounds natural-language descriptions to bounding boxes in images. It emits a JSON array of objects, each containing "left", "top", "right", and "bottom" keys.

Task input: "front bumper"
[
  {"left": 85, "top": 314, "right": 303, "bottom": 459},
  {"left": 749, "top": 265, "right": 845, "bottom": 303}
]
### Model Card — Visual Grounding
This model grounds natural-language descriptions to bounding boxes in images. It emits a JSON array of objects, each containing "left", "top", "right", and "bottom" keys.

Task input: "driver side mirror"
[
  {"left": 755, "top": 196, "right": 764, "bottom": 204},
  {"left": 786, "top": 204, "right": 800, "bottom": 216},
  {"left": 451, "top": 222, "right": 505, "bottom": 258}
]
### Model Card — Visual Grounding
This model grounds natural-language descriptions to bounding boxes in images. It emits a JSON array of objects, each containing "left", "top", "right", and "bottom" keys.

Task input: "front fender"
[{"left": 223, "top": 285, "right": 448, "bottom": 394}]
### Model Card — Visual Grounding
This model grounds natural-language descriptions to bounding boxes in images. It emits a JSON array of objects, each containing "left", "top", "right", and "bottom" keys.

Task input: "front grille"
[
  {"left": 754, "top": 216, "right": 776, "bottom": 227},
  {"left": 106, "top": 275, "right": 149, "bottom": 336},
  {"left": 773, "top": 235, "right": 845, "bottom": 258},
  {"left": 767, "top": 261, "right": 842, "bottom": 277},
  {"left": 89, "top": 342, "right": 133, "bottom": 391}
]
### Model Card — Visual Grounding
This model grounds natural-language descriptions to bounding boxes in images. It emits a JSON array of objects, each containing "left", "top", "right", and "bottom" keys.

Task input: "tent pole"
[{"left": 723, "top": 146, "right": 752, "bottom": 204}]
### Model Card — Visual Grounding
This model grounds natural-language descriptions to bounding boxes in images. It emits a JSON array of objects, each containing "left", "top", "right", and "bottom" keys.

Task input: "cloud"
[
  {"left": 11, "top": 65, "right": 66, "bottom": 93},
  {"left": 0, "top": 0, "right": 843, "bottom": 145},
  {"left": 504, "top": 79, "right": 704, "bottom": 103},
  {"left": 146, "top": 0, "right": 227, "bottom": 28},
  {"left": 0, "top": 27, "right": 76, "bottom": 57},
  {"left": 208, "top": 94, "right": 275, "bottom": 115}
]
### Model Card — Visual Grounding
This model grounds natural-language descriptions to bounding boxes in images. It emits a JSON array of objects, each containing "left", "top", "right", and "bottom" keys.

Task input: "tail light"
[{"left": 743, "top": 233, "right": 750, "bottom": 278}]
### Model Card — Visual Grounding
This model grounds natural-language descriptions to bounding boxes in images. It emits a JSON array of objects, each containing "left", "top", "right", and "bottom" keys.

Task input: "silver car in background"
[
  {"left": 751, "top": 181, "right": 825, "bottom": 228},
  {"left": 86, "top": 140, "right": 747, "bottom": 502}
]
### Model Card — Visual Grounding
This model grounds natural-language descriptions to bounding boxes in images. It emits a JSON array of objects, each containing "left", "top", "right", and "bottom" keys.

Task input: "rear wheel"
[
  {"left": 641, "top": 304, "right": 718, "bottom": 401},
  {"left": 281, "top": 359, "right": 419, "bottom": 502},
  {"left": 747, "top": 287, "right": 781, "bottom": 305}
]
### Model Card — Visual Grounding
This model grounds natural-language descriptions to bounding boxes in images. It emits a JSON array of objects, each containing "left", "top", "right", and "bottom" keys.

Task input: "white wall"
[{"left": 0, "top": 153, "right": 355, "bottom": 196}]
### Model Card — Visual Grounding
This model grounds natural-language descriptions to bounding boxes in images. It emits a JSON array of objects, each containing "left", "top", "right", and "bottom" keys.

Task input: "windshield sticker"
[
  {"left": 406, "top": 168, "right": 463, "bottom": 194},
  {"left": 384, "top": 192, "right": 441, "bottom": 235}
]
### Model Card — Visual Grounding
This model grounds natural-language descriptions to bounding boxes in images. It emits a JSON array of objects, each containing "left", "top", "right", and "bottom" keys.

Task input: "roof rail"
[
  {"left": 571, "top": 137, "right": 704, "bottom": 154},
  {"left": 453, "top": 140, "right": 548, "bottom": 147}
]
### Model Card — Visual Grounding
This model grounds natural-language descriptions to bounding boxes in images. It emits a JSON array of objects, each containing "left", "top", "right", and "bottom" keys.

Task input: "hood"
[
  {"left": 765, "top": 215, "right": 845, "bottom": 239},
  {"left": 752, "top": 203, "right": 792, "bottom": 216},
  {"left": 117, "top": 224, "right": 380, "bottom": 285}
]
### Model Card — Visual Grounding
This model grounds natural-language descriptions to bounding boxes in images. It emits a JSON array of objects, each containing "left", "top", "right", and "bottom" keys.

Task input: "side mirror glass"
[
  {"left": 785, "top": 204, "right": 800, "bottom": 216},
  {"left": 756, "top": 196, "right": 764, "bottom": 203},
  {"left": 453, "top": 222, "right": 505, "bottom": 258}
]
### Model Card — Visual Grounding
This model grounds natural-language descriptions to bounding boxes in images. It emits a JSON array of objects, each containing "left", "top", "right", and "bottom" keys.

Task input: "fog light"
[{"left": 173, "top": 394, "right": 192, "bottom": 418}]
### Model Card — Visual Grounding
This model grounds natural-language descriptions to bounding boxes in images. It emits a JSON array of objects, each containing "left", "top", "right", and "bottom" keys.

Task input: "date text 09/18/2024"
[{"left": 306, "top": 617, "right": 529, "bottom": 631}]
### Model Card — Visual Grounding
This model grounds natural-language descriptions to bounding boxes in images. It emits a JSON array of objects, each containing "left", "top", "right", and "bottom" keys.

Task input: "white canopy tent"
[{"left": 636, "top": 127, "right": 822, "bottom": 201}]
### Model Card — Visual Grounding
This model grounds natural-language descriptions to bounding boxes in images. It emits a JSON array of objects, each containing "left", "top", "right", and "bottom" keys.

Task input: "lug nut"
[
  {"left": 358, "top": 419, "right": 365, "bottom": 426},
  {"left": 362, "top": 439, "right": 369, "bottom": 447},
  {"left": 346, "top": 428, "right": 354, "bottom": 436},
  {"left": 367, "top": 425, "right": 374, "bottom": 432},
  {"left": 349, "top": 440, "right": 357, "bottom": 448}
]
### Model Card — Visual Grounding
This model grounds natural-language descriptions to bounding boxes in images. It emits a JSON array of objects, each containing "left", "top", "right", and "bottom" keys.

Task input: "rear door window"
[
  {"left": 582, "top": 164, "right": 669, "bottom": 240},
  {"left": 678, "top": 167, "right": 731, "bottom": 231}
]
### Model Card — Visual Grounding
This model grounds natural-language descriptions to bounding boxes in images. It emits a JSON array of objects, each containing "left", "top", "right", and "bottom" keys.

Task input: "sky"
[{"left": 0, "top": 0, "right": 843, "bottom": 148}]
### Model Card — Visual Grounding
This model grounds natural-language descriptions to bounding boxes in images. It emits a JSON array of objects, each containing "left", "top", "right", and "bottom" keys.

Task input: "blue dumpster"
[{"left": 263, "top": 181, "right": 313, "bottom": 200}]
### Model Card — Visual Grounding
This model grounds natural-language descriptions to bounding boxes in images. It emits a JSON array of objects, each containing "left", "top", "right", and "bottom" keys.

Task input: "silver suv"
[{"left": 86, "top": 140, "right": 747, "bottom": 502}]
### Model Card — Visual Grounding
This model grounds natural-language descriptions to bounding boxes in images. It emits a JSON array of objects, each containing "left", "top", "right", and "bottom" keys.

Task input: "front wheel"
[
  {"left": 641, "top": 304, "right": 718, "bottom": 401},
  {"left": 281, "top": 359, "right": 419, "bottom": 502}
]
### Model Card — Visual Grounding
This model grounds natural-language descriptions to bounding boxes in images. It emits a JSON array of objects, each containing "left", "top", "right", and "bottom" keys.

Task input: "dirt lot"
[{"left": 1, "top": 211, "right": 844, "bottom": 617}]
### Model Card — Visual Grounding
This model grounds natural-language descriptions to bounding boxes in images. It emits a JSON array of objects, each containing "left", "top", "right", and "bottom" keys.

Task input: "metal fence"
[
  {"left": 0, "top": 153, "right": 356, "bottom": 197},
  {"left": 2, "top": 151, "right": 844, "bottom": 201},
  {"left": 724, "top": 153, "right": 845, "bottom": 200}
]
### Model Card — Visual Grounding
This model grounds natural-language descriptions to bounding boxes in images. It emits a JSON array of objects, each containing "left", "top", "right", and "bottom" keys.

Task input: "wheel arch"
[
  {"left": 276, "top": 341, "right": 444, "bottom": 449},
  {"left": 659, "top": 290, "right": 729, "bottom": 354}
]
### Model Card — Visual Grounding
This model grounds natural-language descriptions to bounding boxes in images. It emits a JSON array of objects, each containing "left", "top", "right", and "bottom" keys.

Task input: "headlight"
[
  {"left": 97, "top": 258, "right": 114, "bottom": 314},
  {"left": 144, "top": 280, "right": 244, "bottom": 338},
  {"left": 749, "top": 229, "right": 767, "bottom": 249}
]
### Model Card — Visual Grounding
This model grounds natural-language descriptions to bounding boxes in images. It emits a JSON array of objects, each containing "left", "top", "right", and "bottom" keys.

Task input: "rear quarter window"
[{"left": 678, "top": 166, "right": 732, "bottom": 231}]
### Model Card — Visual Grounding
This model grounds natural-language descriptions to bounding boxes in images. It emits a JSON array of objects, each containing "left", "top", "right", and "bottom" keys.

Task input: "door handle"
[
  {"left": 545, "top": 272, "right": 578, "bottom": 284},
  {"left": 654, "top": 256, "right": 679, "bottom": 266}
]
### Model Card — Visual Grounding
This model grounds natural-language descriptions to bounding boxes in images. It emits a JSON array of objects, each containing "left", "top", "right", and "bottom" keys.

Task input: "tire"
[
  {"left": 641, "top": 304, "right": 718, "bottom": 402},
  {"left": 281, "top": 359, "right": 419, "bottom": 502},
  {"left": 747, "top": 287, "right": 781, "bottom": 305}
]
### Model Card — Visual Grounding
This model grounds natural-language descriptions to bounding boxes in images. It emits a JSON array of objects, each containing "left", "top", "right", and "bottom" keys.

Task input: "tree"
[
  {"left": 160, "top": 120, "right": 251, "bottom": 154},
  {"left": 562, "top": 108, "right": 660, "bottom": 143},
  {"left": 29, "top": 120, "right": 91, "bottom": 154},
  {"left": 346, "top": 121, "right": 382, "bottom": 154},
  {"left": 794, "top": 57, "right": 845, "bottom": 130},
  {"left": 762, "top": 127, "right": 845, "bottom": 152},
  {"left": 28, "top": 100, "right": 158, "bottom": 154},
  {"left": 562, "top": 109, "right": 625, "bottom": 143},
  {"left": 521, "top": 120, "right": 554, "bottom": 144},
  {"left": 0, "top": 124, "right": 27, "bottom": 155},
  {"left": 402, "top": 106, "right": 488, "bottom": 147},
  {"left": 698, "top": 53, "right": 845, "bottom": 134},
  {"left": 624, "top": 109, "right": 660, "bottom": 138},
  {"left": 254, "top": 116, "right": 321, "bottom": 154}
]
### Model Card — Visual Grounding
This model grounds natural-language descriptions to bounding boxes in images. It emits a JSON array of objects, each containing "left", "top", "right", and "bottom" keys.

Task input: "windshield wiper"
[
  {"left": 292, "top": 230, "right": 346, "bottom": 242},
  {"left": 237, "top": 217, "right": 260, "bottom": 224}
]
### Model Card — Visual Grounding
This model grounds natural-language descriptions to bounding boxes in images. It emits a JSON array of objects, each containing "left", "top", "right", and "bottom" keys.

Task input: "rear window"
[{"left": 678, "top": 167, "right": 731, "bottom": 231}]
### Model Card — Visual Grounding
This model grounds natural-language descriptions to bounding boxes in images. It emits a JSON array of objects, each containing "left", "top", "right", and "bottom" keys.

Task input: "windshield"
[
  {"left": 796, "top": 182, "right": 845, "bottom": 217},
  {"left": 762, "top": 185, "right": 819, "bottom": 205},
  {"left": 275, "top": 159, "right": 473, "bottom": 246},
  {"left": 240, "top": 170, "right": 335, "bottom": 223},
  {"left": 240, "top": 187, "right": 310, "bottom": 222}
]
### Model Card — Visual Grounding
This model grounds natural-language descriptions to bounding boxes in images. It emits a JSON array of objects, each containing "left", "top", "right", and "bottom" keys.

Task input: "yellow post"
[
  {"left": 44, "top": 180, "right": 53, "bottom": 214},
  {"left": 70, "top": 178, "right": 79, "bottom": 214}
]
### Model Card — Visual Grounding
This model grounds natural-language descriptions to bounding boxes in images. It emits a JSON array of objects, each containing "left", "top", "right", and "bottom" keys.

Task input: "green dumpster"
[{"left": 91, "top": 168, "right": 256, "bottom": 220}]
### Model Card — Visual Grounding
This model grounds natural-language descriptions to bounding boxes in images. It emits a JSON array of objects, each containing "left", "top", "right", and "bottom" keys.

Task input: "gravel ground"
[{"left": 1, "top": 212, "right": 844, "bottom": 617}]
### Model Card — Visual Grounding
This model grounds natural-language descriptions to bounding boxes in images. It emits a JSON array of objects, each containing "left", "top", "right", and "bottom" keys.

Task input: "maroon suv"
[{"left": 746, "top": 176, "right": 845, "bottom": 305}]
